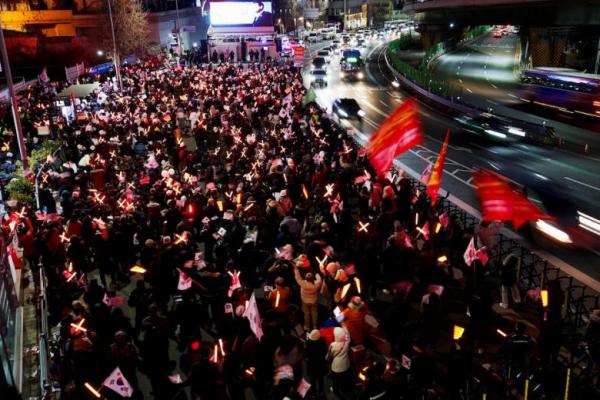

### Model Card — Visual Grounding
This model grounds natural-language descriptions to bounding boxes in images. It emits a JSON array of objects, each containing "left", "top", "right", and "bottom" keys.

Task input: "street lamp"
[
  {"left": 169, "top": 0, "right": 182, "bottom": 55},
  {"left": 97, "top": 50, "right": 104, "bottom": 56},
  {"left": 106, "top": 0, "right": 123, "bottom": 91},
  {"left": 449, "top": 22, "right": 455, "bottom": 28},
  {"left": 0, "top": 19, "right": 29, "bottom": 173}
]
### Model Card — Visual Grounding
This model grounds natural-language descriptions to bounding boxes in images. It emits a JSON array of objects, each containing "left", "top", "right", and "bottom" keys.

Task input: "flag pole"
[{"left": 0, "top": 19, "right": 29, "bottom": 173}]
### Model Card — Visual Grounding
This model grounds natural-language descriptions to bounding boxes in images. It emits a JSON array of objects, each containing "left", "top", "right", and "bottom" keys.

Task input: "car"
[
  {"left": 482, "top": 162, "right": 600, "bottom": 249},
  {"left": 454, "top": 113, "right": 558, "bottom": 146},
  {"left": 310, "top": 69, "right": 328, "bottom": 88},
  {"left": 332, "top": 98, "right": 365, "bottom": 121},
  {"left": 316, "top": 50, "right": 331, "bottom": 62},
  {"left": 311, "top": 57, "right": 326, "bottom": 69},
  {"left": 307, "top": 33, "right": 323, "bottom": 42}
]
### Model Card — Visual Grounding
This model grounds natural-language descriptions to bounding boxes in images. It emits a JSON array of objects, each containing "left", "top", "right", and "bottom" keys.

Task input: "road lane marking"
[
  {"left": 491, "top": 84, "right": 498, "bottom": 89},
  {"left": 564, "top": 177, "right": 600, "bottom": 192},
  {"left": 466, "top": 87, "right": 473, "bottom": 93},
  {"left": 469, "top": 141, "right": 499, "bottom": 154},
  {"left": 486, "top": 99, "right": 499, "bottom": 105},
  {"left": 379, "top": 99, "right": 389, "bottom": 107},
  {"left": 362, "top": 100, "right": 389, "bottom": 118}
]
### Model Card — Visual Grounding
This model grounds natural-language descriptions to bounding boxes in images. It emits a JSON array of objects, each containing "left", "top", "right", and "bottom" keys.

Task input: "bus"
[
  {"left": 340, "top": 49, "right": 364, "bottom": 80},
  {"left": 519, "top": 68, "right": 600, "bottom": 119}
]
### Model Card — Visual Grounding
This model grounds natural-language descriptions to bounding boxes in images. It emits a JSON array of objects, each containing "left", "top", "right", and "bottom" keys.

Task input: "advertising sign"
[
  {"left": 210, "top": 1, "right": 274, "bottom": 27},
  {"left": 292, "top": 44, "right": 305, "bottom": 67}
]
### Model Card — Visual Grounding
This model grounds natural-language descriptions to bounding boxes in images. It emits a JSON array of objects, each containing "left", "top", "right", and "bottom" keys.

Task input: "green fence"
[{"left": 387, "top": 38, "right": 459, "bottom": 99}]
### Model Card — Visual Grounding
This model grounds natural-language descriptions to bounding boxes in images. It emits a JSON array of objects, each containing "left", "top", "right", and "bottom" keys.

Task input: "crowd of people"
[{"left": 0, "top": 55, "right": 589, "bottom": 400}]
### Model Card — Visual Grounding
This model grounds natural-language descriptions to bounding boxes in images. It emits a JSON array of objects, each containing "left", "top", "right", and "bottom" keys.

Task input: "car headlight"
[
  {"left": 535, "top": 220, "right": 572, "bottom": 243},
  {"left": 392, "top": 80, "right": 400, "bottom": 88},
  {"left": 338, "top": 109, "right": 348, "bottom": 117},
  {"left": 357, "top": 72, "right": 364, "bottom": 79},
  {"left": 357, "top": 110, "right": 366, "bottom": 117},
  {"left": 484, "top": 129, "right": 507, "bottom": 139}
]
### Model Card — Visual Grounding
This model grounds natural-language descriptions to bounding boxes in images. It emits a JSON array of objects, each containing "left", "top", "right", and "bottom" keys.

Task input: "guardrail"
[
  {"left": 38, "top": 267, "right": 52, "bottom": 398},
  {"left": 393, "top": 165, "right": 600, "bottom": 396}
]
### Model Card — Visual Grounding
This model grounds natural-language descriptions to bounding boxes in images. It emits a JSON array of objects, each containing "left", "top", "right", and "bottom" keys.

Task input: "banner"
[{"left": 65, "top": 62, "right": 85, "bottom": 83}]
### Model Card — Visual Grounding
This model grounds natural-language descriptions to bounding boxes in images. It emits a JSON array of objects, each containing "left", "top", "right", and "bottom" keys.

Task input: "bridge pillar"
[
  {"left": 418, "top": 24, "right": 448, "bottom": 50},
  {"left": 526, "top": 27, "right": 567, "bottom": 67}
]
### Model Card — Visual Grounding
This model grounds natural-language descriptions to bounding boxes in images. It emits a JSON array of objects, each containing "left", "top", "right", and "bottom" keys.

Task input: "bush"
[
  {"left": 6, "top": 175, "right": 35, "bottom": 207},
  {"left": 387, "top": 39, "right": 456, "bottom": 98},
  {"left": 30, "top": 140, "right": 60, "bottom": 169}
]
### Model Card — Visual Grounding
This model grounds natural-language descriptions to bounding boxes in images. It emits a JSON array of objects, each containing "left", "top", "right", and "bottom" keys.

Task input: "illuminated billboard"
[{"left": 210, "top": 1, "right": 274, "bottom": 27}]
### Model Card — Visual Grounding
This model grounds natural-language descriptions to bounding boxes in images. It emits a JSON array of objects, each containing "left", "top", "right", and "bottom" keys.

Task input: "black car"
[
  {"left": 454, "top": 113, "right": 558, "bottom": 146},
  {"left": 312, "top": 57, "right": 326, "bottom": 69},
  {"left": 332, "top": 98, "right": 365, "bottom": 121}
]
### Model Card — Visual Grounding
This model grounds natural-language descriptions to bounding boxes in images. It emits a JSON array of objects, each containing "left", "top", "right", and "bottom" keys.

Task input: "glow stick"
[
  {"left": 541, "top": 289, "right": 549, "bottom": 307},
  {"left": 453, "top": 325, "right": 465, "bottom": 340},
  {"left": 341, "top": 283, "right": 351, "bottom": 299},
  {"left": 130, "top": 265, "right": 147, "bottom": 274},
  {"left": 84, "top": 382, "right": 102, "bottom": 398},
  {"left": 219, "top": 338, "right": 226, "bottom": 356},
  {"left": 354, "top": 277, "right": 361, "bottom": 294}
]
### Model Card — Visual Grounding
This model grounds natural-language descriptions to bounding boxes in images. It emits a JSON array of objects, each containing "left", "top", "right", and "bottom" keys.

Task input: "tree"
[{"left": 102, "top": 0, "right": 151, "bottom": 59}]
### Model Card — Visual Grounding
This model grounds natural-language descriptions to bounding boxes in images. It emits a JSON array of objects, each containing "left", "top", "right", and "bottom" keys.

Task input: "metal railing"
[
  {"left": 38, "top": 267, "right": 52, "bottom": 398},
  {"left": 404, "top": 173, "right": 600, "bottom": 393}
]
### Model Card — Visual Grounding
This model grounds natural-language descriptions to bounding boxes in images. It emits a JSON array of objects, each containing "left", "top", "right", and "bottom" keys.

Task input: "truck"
[{"left": 340, "top": 49, "right": 364, "bottom": 81}]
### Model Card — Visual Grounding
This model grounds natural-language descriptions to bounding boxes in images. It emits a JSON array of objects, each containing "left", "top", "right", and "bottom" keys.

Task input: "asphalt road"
[
  {"left": 304, "top": 39, "right": 600, "bottom": 290},
  {"left": 429, "top": 30, "right": 600, "bottom": 149}
]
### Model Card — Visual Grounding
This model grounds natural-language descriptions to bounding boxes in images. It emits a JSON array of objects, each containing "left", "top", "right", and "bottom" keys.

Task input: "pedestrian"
[
  {"left": 306, "top": 329, "right": 327, "bottom": 397},
  {"left": 499, "top": 252, "right": 521, "bottom": 308},
  {"left": 327, "top": 326, "right": 352, "bottom": 398},
  {"left": 294, "top": 260, "right": 322, "bottom": 332}
]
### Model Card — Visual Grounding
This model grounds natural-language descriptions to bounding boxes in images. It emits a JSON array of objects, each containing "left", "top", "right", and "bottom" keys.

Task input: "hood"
[{"left": 333, "top": 327, "right": 346, "bottom": 343}]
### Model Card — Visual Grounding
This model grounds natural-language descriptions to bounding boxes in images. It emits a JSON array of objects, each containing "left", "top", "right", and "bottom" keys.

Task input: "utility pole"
[
  {"left": 0, "top": 20, "right": 29, "bottom": 173},
  {"left": 107, "top": 0, "right": 123, "bottom": 91},
  {"left": 343, "top": 0, "right": 347, "bottom": 31},
  {"left": 170, "top": 0, "right": 183, "bottom": 55}
]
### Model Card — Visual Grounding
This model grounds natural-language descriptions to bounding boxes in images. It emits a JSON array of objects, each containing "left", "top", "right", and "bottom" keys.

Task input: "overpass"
[{"left": 403, "top": 0, "right": 600, "bottom": 66}]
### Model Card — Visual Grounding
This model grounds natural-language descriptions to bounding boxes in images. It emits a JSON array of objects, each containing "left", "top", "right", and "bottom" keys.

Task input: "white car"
[{"left": 310, "top": 69, "right": 328, "bottom": 88}]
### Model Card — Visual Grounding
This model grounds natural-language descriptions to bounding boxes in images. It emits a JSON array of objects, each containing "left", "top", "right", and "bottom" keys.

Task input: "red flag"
[
  {"left": 427, "top": 131, "right": 450, "bottom": 205},
  {"left": 476, "top": 247, "right": 489, "bottom": 266},
  {"left": 367, "top": 98, "right": 422, "bottom": 176},
  {"left": 473, "top": 169, "right": 555, "bottom": 229}
]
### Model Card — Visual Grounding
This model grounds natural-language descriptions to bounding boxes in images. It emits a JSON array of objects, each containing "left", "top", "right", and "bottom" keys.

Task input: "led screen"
[{"left": 210, "top": 1, "right": 274, "bottom": 27}]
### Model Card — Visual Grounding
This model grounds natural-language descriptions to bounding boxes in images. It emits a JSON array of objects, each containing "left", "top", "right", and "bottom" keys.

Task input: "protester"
[
  {"left": 0, "top": 52, "right": 569, "bottom": 400},
  {"left": 499, "top": 252, "right": 521, "bottom": 309}
]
